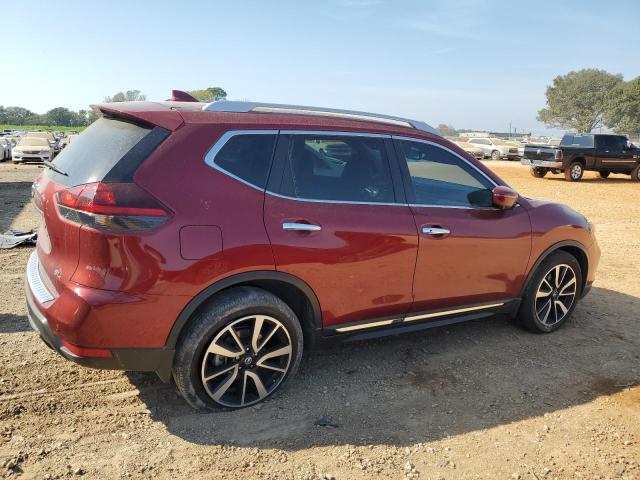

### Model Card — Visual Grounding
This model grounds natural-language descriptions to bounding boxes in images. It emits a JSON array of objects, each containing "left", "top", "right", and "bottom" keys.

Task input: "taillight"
[
  {"left": 554, "top": 149, "right": 563, "bottom": 161},
  {"left": 55, "top": 182, "right": 171, "bottom": 231}
]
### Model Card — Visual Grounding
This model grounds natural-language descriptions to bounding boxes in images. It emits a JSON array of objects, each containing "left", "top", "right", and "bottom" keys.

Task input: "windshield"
[{"left": 18, "top": 137, "right": 50, "bottom": 147}]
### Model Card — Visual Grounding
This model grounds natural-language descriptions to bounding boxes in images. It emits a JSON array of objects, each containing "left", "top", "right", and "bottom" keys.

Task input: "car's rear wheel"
[
  {"left": 631, "top": 164, "right": 640, "bottom": 182},
  {"left": 530, "top": 167, "right": 547, "bottom": 178},
  {"left": 564, "top": 162, "right": 584, "bottom": 181},
  {"left": 598, "top": 171, "right": 610, "bottom": 179},
  {"left": 517, "top": 251, "right": 582, "bottom": 333},
  {"left": 491, "top": 150, "right": 501, "bottom": 161},
  {"left": 173, "top": 286, "right": 303, "bottom": 410}
]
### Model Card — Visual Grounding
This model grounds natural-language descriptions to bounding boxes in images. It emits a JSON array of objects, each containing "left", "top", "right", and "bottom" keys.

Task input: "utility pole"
[{"left": 509, "top": 120, "right": 512, "bottom": 139}]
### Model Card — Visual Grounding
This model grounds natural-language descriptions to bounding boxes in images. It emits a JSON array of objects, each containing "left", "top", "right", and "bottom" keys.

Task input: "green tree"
[
  {"left": 187, "top": 87, "right": 227, "bottom": 102},
  {"left": 437, "top": 124, "right": 458, "bottom": 137},
  {"left": 104, "top": 90, "right": 147, "bottom": 103},
  {"left": 46, "top": 107, "right": 76, "bottom": 126},
  {"left": 3, "top": 106, "right": 34, "bottom": 125},
  {"left": 606, "top": 76, "right": 640, "bottom": 134},
  {"left": 537, "top": 69, "right": 623, "bottom": 133}
]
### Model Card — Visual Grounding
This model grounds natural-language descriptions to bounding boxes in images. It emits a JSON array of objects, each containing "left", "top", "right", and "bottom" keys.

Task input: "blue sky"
[{"left": 3, "top": 0, "right": 639, "bottom": 135}]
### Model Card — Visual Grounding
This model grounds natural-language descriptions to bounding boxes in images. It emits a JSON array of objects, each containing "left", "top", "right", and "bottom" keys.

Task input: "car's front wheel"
[
  {"left": 631, "top": 164, "right": 640, "bottom": 182},
  {"left": 173, "top": 286, "right": 303, "bottom": 410},
  {"left": 491, "top": 150, "right": 501, "bottom": 161},
  {"left": 530, "top": 167, "right": 547, "bottom": 178},
  {"left": 564, "top": 162, "right": 584, "bottom": 181},
  {"left": 517, "top": 251, "right": 582, "bottom": 333}
]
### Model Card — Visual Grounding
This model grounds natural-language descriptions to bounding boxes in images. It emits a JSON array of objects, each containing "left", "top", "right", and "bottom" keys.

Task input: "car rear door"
[
  {"left": 263, "top": 132, "right": 418, "bottom": 329},
  {"left": 393, "top": 137, "right": 531, "bottom": 318}
]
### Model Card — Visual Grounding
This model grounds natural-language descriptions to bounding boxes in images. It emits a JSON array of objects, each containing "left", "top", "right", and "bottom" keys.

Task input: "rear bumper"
[
  {"left": 25, "top": 251, "right": 174, "bottom": 381},
  {"left": 521, "top": 158, "right": 563, "bottom": 169}
]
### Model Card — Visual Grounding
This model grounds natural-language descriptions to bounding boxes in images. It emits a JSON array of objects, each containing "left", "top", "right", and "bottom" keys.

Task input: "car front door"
[
  {"left": 264, "top": 132, "right": 418, "bottom": 330},
  {"left": 393, "top": 137, "right": 532, "bottom": 318}
]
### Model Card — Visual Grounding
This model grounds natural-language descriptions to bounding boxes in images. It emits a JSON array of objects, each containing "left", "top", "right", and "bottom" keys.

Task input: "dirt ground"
[{"left": 0, "top": 161, "right": 638, "bottom": 480}]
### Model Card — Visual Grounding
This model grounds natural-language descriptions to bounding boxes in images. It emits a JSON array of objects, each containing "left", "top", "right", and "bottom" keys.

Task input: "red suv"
[{"left": 26, "top": 95, "right": 600, "bottom": 410}]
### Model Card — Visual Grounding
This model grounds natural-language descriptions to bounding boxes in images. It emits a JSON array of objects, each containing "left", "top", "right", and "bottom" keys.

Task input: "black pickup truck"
[{"left": 521, "top": 133, "right": 640, "bottom": 182}]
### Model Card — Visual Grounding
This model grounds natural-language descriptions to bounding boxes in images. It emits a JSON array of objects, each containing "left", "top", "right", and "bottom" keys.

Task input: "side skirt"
[{"left": 323, "top": 299, "right": 521, "bottom": 342}]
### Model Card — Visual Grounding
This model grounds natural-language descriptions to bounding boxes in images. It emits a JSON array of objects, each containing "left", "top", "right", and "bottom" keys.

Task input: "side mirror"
[{"left": 492, "top": 186, "right": 518, "bottom": 209}]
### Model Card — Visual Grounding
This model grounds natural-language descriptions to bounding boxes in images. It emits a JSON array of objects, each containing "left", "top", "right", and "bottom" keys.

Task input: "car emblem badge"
[{"left": 536, "top": 149, "right": 541, "bottom": 155}]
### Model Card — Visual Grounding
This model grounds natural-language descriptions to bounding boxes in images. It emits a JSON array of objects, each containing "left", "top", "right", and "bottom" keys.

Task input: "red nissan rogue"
[{"left": 26, "top": 94, "right": 600, "bottom": 410}]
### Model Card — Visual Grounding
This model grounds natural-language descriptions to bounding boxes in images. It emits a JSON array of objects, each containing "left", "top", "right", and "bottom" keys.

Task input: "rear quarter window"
[
  {"left": 208, "top": 133, "right": 277, "bottom": 189},
  {"left": 48, "top": 117, "right": 164, "bottom": 186}
]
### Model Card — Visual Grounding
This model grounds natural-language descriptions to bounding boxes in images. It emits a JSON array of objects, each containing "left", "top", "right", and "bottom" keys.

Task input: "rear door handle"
[
  {"left": 422, "top": 226, "right": 450, "bottom": 236},
  {"left": 282, "top": 222, "right": 321, "bottom": 232}
]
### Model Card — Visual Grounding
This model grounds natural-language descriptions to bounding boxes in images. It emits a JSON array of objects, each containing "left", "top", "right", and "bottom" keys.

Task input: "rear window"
[
  {"left": 561, "top": 134, "right": 594, "bottom": 148},
  {"left": 48, "top": 118, "right": 154, "bottom": 186}
]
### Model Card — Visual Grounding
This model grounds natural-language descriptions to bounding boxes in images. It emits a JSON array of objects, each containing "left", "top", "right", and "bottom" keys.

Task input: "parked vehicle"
[
  {"left": 26, "top": 96, "right": 600, "bottom": 410},
  {"left": 11, "top": 137, "right": 54, "bottom": 163},
  {"left": 24, "top": 131, "right": 59, "bottom": 155},
  {"left": 0, "top": 138, "right": 10, "bottom": 160},
  {"left": 522, "top": 133, "right": 640, "bottom": 181},
  {"left": 59, "top": 134, "right": 79, "bottom": 150},
  {"left": 468, "top": 137, "right": 520, "bottom": 160},
  {"left": 448, "top": 137, "right": 484, "bottom": 160}
]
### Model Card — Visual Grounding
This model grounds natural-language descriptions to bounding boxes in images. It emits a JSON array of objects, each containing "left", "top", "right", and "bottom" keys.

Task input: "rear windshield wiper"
[{"left": 43, "top": 160, "right": 68, "bottom": 176}]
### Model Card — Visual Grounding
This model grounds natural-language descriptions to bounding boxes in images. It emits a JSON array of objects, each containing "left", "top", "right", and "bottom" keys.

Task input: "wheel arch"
[
  {"left": 521, "top": 240, "right": 589, "bottom": 298},
  {"left": 165, "top": 271, "right": 323, "bottom": 351}
]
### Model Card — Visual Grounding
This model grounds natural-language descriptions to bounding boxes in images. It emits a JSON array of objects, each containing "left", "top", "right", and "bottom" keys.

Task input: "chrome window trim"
[
  {"left": 204, "top": 130, "right": 511, "bottom": 210},
  {"left": 203, "top": 129, "right": 279, "bottom": 192},
  {"left": 266, "top": 190, "right": 404, "bottom": 207}
]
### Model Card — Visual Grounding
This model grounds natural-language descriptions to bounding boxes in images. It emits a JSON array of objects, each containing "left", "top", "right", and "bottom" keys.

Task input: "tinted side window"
[
  {"left": 562, "top": 134, "right": 594, "bottom": 147},
  {"left": 398, "top": 140, "right": 494, "bottom": 208},
  {"left": 213, "top": 134, "right": 277, "bottom": 189},
  {"left": 597, "top": 136, "right": 616, "bottom": 150},
  {"left": 283, "top": 135, "right": 394, "bottom": 203}
]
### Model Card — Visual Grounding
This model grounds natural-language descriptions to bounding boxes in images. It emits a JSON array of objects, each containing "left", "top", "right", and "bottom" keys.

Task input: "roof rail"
[{"left": 202, "top": 101, "right": 441, "bottom": 136}]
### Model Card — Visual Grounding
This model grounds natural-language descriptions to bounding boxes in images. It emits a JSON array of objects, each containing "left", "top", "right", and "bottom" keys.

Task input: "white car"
[
  {"left": 11, "top": 137, "right": 54, "bottom": 164},
  {"left": 467, "top": 137, "right": 520, "bottom": 160}
]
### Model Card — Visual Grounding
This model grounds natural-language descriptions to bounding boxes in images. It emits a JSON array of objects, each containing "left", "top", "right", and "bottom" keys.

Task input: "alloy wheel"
[
  {"left": 571, "top": 164, "right": 582, "bottom": 180},
  {"left": 535, "top": 264, "right": 577, "bottom": 326},
  {"left": 200, "top": 315, "right": 292, "bottom": 407}
]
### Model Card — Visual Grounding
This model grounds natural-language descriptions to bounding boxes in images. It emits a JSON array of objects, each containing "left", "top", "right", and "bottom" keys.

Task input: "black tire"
[
  {"left": 517, "top": 251, "right": 582, "bottom": 333},
  {"left": 631, "top": 164, "right": 640, "bottom": 182},
  {"left": 597, "top": 171, "right": 610, "bottom": 179},
  {"left": 491, "top": 150, "right": 501, "bottom": 161},
  {"left": 173, "top": 286, "right": 304, "bottom": 411},
  {"left": 564, "top": 161, "right": 584, "bottom": 181},
  {"left": 530, "top": 167, "right": 548, "bottom": 178}
]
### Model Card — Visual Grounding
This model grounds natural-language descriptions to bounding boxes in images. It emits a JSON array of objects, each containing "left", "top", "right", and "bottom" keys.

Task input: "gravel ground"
[{"left": 0, "top": 161, "right": 638, "bottom": 480}]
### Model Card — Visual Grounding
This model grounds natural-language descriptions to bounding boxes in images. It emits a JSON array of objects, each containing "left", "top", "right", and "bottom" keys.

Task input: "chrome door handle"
[
  {"left": 282, "top": 222, "right": 321, "bottom": 232},
  {"left": 422, "top": 226, "right": 450, "bottom": 236}
]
